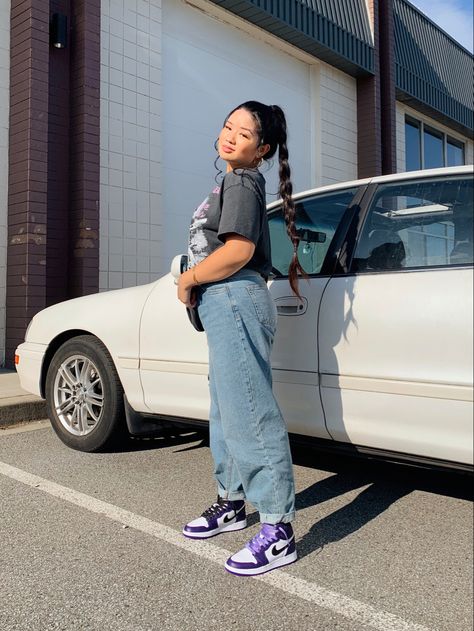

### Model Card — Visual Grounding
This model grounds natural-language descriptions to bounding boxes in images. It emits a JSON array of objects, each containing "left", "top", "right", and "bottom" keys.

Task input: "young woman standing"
[{"left": 177, "top": 101, "right": 308, "bottom": 576}]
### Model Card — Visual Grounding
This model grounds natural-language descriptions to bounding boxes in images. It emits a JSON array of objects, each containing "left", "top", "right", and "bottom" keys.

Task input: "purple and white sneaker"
[
  {"left": 225, "top": 522, "right": 297, "bottom": 576},
  {"left": 182, "top": 496, "right": 247, "bottom": 539}
]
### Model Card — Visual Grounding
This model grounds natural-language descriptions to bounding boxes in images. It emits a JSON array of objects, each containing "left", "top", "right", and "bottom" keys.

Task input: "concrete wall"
[
  {"left": 99, "top": 0, "right": 163, "bottom": 291},
  {"left": 396, "top": 101, "right": 474, "bottom": 173},
  {"left": 0, "top": 0, "right": 10, "bottom": 366}
]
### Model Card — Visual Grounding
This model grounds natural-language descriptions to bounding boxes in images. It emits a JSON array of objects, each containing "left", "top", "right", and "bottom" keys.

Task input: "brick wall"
[
  {"left": 6, "top": 0, "right": 50, "bottom": 368},
  {"left": 68, "top": 0, "right": 100, "bottom": 299},
  {"left": 357, "top": 0, "right": 382, "bottom": 178},
  {"left": 4, "top": 0, "right": 100, "bottom": 368},
  {"left": 0, "top": 0, "right": 9, "bottom": 366}
]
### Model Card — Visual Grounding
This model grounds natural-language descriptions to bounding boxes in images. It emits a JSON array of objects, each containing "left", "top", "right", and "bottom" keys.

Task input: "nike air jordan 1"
[
  {"left": 224, "top": 521, "right": 297, "bottom": 576},
  {"left": 182, "top": 495, "right": 247, "bottom": 539}
]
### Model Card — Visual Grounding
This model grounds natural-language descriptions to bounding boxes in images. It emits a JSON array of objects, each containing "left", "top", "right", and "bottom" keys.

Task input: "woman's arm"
[{"left": 181, "top": 233, "right": 256, "bottom": 290}]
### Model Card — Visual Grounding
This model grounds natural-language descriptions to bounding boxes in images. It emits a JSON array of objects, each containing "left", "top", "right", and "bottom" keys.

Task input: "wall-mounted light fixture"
[{"left": 50, "top": 13, "right": 67, "bottom": 49}]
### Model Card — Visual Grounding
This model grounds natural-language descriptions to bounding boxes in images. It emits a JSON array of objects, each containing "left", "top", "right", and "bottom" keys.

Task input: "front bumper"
[{"left": 14, "top": 342, "right": 48, "bottom": 398}]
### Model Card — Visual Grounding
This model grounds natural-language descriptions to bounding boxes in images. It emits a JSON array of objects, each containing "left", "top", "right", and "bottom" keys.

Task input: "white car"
[{"left": 15, "top": 165, "right": 474, "bottom": 472}]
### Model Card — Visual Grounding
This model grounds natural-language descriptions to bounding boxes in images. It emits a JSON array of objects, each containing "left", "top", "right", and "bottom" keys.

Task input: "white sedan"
[{"left": 15, "top": 165, "right": 474, "bottom": 472}]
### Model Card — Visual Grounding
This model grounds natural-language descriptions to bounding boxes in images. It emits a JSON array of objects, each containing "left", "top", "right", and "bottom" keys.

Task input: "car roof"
[{"left": 266, "top": 164, "right": 474, "bottom": 210}]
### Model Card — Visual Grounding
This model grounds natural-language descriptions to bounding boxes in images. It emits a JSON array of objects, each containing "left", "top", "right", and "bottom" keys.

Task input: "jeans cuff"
[
  {"left": 217, "top": 485, "right": 246, "bottom": 501},
  {"left": 259, "top": 510, "right": 296, "bottom": 524}
]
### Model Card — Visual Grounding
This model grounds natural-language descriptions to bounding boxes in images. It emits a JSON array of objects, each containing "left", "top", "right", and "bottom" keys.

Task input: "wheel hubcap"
[{"left": 53, "top": 355, "right": 104, "bottom": 436}]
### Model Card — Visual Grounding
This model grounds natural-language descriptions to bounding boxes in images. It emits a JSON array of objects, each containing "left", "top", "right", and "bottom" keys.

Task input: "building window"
[
  {"left": 447, "top": 137, "right": 464, "bottom": 166},
  {"left": 405, "top": 119, "right": 421, "bottom": 171},
  {"left": 423, "top": 126, "right": 444, "bottom": 169},
  {"left": 405, "top": 116, "right": 465, "bottom": 171}
]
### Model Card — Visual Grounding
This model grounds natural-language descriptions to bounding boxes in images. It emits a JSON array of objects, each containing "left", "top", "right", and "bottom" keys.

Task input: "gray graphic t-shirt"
[{"left": 187, "top": 168, "right": 272, "bottom": 278}]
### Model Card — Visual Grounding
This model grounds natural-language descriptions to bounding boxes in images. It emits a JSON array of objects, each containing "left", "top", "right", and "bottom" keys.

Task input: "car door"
[
  {"left": 318, "top": 171, "right": 474, "bottom": 464},
  {"left": 267, "top": 184, "right": 364, "bottom": 438},
  {"left": 139, "top": 184, "right": 364, "bottom": 428},
  {"left": 139, "top": 272, "right": 211, "bottom": 419}
]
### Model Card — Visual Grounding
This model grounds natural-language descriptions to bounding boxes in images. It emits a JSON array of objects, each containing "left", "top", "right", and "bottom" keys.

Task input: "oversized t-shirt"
[{"left": 187, "top": 167, "right": 272, "bottom": 278}]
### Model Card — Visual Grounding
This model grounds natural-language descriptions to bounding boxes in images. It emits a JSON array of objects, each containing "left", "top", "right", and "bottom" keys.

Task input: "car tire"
[{"left": 45, "top": 335, "right": 127, "bottom": 452}]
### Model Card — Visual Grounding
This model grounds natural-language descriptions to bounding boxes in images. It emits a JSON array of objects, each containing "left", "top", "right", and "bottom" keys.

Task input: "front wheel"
[{"left": 45, "top": 335, "right": 127, "bottom": 452}]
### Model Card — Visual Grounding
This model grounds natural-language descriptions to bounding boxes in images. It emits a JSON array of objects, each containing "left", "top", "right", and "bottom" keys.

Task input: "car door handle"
[{"left": 274, "top": 296, "right": 308, "bottom": 316}]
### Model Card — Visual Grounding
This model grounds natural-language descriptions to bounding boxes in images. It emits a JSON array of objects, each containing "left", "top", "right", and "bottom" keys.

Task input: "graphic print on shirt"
[{"left": 188, "top": 186, "right": 220, "bottom": 266}]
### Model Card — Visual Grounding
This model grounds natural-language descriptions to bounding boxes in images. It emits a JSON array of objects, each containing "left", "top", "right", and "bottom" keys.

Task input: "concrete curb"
[
  {"left": 0, "top": 398, "right": 48, "bottom": 427},
  {"left": 0, "top": 369, "right": 48, "bottom": 427}
]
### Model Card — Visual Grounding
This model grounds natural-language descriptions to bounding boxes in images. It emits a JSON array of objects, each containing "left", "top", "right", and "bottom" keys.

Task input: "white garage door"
[{"left": 162, "top": 0, "right": 314, "bottom": 263}]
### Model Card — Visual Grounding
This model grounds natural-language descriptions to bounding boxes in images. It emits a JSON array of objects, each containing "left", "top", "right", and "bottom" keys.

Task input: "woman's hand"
[
  {"left": 177, "top": 237, "right": 255, "bottom": 307},
  {"left": 177, "top": 270, "right": 197, "bottom": 308}
]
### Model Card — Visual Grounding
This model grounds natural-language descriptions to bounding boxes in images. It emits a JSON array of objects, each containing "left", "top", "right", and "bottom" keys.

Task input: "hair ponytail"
[
  {"left": 270, "top": 105, "right": 309, "bottom": 301},
  {"left": 219, "top": 101, "right": 310, "bottom": 300}
]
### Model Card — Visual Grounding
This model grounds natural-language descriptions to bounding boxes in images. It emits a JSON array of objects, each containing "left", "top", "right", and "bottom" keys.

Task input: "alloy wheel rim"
[{"left": 53, "top": 355, "right": 104, "bottom": 436}]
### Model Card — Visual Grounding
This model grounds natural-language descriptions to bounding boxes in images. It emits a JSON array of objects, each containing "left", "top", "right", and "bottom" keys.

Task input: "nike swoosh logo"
[
  {"left": 271, "top": 535, "right": 294, "bottom": 556},
  {"left": 223, "top": 505, "right": 244, "bottom": 523}
]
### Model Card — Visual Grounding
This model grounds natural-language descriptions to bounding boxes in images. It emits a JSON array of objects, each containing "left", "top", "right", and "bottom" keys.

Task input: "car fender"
[{"left": 23, "top": 279, "right": 165, "bottom": 406}]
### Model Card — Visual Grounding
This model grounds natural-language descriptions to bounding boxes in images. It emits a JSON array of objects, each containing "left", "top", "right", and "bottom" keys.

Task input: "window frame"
[
  {"left": 266, "top": 185, "right": 367, "bottom": 279},
  {"left": 405, "top": 115, "right": 466, "bottom": 170},
  {"left": 345, "top": 174, "right": 473, "bottom": 276}
]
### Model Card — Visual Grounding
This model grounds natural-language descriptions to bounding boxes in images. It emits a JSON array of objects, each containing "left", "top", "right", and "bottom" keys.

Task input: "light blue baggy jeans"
[{"left": 194, "top": 267, "right": 296, "bottom": 524}]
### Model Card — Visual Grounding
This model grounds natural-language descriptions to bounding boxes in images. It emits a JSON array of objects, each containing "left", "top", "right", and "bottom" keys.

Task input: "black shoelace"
[{"left": 201, "top": 496, "right": 232, "bottom": 520}]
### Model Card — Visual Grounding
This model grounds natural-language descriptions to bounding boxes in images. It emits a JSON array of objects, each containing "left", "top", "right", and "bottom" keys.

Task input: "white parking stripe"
[{"left": 0, "top": 460, "right": 432, "bottom": 631}]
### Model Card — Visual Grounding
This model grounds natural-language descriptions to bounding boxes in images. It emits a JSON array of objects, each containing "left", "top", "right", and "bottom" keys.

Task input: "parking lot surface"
[{"left": 0, "top": 421, "right": 472, "bottom": 631}]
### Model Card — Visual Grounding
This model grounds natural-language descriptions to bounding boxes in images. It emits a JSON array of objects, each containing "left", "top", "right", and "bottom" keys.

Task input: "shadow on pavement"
[
  {"left": 115, "top": 424, "right": 473, "bottom": 558},
  {"left": 112, "top": 426, "right": 209, "bottom": 453},
  {"left": 290, "top": 445, "right": 473, "bottom": 559}
]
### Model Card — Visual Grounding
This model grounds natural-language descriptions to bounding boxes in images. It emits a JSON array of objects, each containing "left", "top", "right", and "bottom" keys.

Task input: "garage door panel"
[{"left": 162, "top": 0, "right": 314, "bottom": 263}]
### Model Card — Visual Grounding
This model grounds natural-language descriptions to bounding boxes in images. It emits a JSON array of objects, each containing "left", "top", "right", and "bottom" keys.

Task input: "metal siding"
[
  {"left": 394, "top": 0, "right": 473, "bottom": 132},
  {"left": 209, "top": 0, "right": 374, "bottom": 75}
]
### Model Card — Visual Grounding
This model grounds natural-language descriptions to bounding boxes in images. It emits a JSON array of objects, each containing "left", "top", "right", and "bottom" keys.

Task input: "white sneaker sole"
[
  {"left": 224, "top": 550, "right": 298, "bottom": 576},
  {"left": 182, "top": 519, "right": 247, "bottom": 539}
]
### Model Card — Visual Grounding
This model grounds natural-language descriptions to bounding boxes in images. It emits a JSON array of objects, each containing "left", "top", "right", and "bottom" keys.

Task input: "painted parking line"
[{"left": 0, "top": 460, "right": 432, "bottom": 631}]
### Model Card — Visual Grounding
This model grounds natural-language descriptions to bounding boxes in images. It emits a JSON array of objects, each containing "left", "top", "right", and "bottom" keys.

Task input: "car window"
[
  {"left": 351, "top": 175, "right": 473, "bottom": 272},
  {"left": 268, "top": 188, "right": 359, "bottom": 276}
]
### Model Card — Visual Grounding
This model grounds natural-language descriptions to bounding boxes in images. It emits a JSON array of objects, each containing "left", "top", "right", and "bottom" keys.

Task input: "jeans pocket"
[{"left": 245, "top": 285, "right": 277, "bottom": 332}]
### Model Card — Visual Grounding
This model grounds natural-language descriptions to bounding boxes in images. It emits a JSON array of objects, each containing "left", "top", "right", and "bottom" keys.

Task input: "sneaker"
[
  {"left": 224, "top": 522, "right": 297, "bottom": 576},
  {"left": 182, "top": 495, "right": 247, "bottom": 539}
]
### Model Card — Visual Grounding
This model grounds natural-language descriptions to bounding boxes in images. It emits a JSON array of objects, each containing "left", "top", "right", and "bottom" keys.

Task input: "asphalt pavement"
[{"left": 0, "top": 420, "right": 472, "bottom": 631}]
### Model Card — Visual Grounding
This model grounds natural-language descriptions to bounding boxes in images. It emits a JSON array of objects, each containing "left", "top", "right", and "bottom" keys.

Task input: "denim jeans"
[{"left": 194, "top": 267, "right": 296, "bottom": 524}]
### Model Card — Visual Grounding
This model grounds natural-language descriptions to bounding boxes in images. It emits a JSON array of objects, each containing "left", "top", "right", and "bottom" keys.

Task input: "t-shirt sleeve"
[{"left": 217, "top": 180, "right": 263, "bottom": 246}]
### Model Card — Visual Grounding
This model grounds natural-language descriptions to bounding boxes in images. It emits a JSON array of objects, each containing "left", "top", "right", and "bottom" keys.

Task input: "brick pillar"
[
  {"left": 48, "top": 0, "right": 71, "bottom": 306},
  {"left": 5, "top": 1, "right": 100, "bottom": 368},
  {"left": 6, "top": 1, "right": 50, "bottom": 367},
  {"left": 357, "top": 0, "right": 382, "bottom": 178},
  {"left": 379, "top": 0, "right": 397, "bottom": 174},
  {"left": 68, "top": 0, "right": 100, "bottom": 298}
]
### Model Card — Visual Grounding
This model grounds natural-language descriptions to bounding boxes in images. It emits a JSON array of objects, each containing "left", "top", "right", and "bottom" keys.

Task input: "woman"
[{"left": 177, "top": 101, "right": 308, "bottom": 576}]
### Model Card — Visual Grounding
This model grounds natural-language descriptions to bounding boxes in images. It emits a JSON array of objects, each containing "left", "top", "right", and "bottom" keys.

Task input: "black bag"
[{"left": 186, "top": 288, "right": 204, "bottom": 332}]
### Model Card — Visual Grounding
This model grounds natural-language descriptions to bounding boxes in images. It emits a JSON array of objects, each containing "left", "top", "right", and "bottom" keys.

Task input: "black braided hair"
[{"left": 215, "top": 100, "right": 309, "bottom": 300}]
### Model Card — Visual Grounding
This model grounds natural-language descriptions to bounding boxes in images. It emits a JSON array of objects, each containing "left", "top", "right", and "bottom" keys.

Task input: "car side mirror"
[
  {"left": 171, "top": 254, "right": 188, "bottom": 279},
  {"left": 296, "top": 228, "right": 326, "bottom": 243}
]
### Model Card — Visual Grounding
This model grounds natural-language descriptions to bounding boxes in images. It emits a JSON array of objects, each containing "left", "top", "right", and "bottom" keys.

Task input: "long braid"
[{"left": 272, "top": 106, "right": 309, "bottom": 300}]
